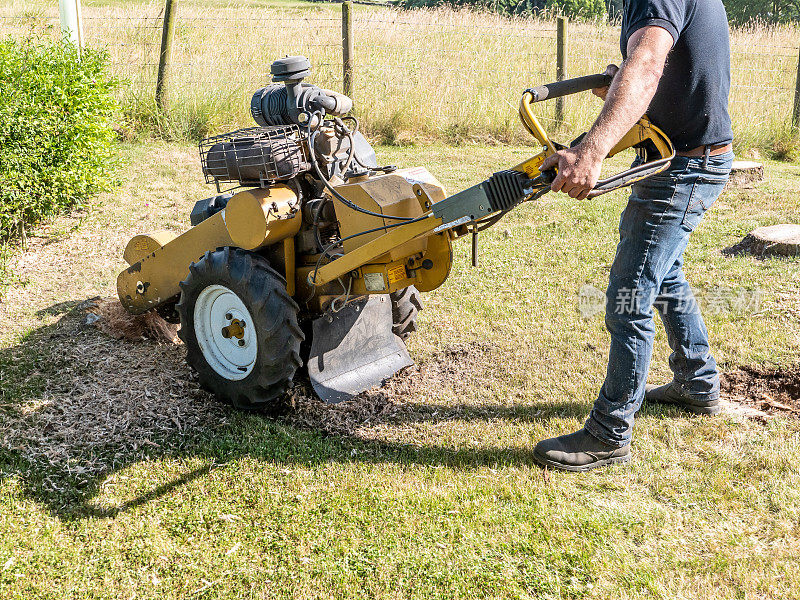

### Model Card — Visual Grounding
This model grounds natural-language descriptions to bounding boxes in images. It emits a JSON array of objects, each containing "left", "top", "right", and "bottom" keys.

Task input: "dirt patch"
[
  {"left": 283, "top": 341, "right": 500, "bottom": 437},
  {"left": 722, "top": 365, "right": 800, "bottom": 416}
]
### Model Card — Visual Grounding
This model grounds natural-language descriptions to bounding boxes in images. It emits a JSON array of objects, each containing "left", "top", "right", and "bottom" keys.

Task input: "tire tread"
[{"left": 177, "top": 247, "right": 303, "bottom": 411}]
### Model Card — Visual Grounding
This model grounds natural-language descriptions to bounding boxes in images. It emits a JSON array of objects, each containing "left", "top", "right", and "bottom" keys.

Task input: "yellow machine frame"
[{"left": 118, "top": 83, "right": 674, "bottom": 314}]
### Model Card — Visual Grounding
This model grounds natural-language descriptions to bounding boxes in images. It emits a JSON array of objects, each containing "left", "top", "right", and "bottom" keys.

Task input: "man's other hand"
[
  {"left": 540, "top": 144, "right": 604, "bottom": 201},
  {"left": 592, "top": 64, "right": 619, "bottom": 100}
]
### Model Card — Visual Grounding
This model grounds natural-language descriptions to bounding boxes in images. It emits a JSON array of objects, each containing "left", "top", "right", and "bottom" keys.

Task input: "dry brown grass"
[{"left": 2, "top": 0, "right": 798, "bottom": 148}]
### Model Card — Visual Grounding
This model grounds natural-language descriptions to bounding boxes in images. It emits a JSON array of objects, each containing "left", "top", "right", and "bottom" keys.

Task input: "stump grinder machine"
[{"left": 117, "top": 56, "right": 674, "bottom": 407}]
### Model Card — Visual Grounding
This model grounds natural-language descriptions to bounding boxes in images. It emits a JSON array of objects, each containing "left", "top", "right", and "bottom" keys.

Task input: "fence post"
[
  {"left": 342, "top": 1, "right": 354, "bottom": 100},
  {"left": 555, "top": 16, "right": 568, "bottom": 127},
  {"left": 156, "top": 0, "right": 178, "bottom": 112},
  {"left": 794, "top": 46, "right": 800, "bottom": 128},
  {"left": 58, "top": 0, "right": 84, "bottom": 52}
]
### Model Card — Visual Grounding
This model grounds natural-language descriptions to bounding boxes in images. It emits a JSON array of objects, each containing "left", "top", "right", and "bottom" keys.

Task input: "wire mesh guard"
[{"left": 199, "top": 125, "right": 308, "bottom": 187}]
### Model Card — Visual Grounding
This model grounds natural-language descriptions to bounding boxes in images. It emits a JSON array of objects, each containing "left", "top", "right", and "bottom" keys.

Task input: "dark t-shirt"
[{"left": 621, "top": 0, "right": 734, "bottom": 151}]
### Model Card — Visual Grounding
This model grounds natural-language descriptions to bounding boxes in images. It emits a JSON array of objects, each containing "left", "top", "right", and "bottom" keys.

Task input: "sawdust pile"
[
  {"left": 285, "top": 384, "right": 400, "bottom": 437},
  {"left": 407, "top": 342, "right": 496, "bottom": 383},
  {"left": 722, "top": 365, "right": 800, "bottom": 417},
  {"left": 283, "top": 342, "right": 497, "bottom": 437},
  {"left": 1, "top": 295, "right": 500, "bottom": 500},
  {"left": 0, "top": 305, "right": 226, "bottom": 495},
  {"left": 85, "top": 297, "right": 179, "bottom": 343}
]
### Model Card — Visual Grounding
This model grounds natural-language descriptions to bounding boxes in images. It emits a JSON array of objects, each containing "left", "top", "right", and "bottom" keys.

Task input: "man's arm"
[{"left": 540, "top": 26, "right": 674, "bottom": 200}]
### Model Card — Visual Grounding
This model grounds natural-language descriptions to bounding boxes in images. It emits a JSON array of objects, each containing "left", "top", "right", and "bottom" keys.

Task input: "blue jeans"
[{"left": 585, "top": 151, "right": 734, "bottom": 447}]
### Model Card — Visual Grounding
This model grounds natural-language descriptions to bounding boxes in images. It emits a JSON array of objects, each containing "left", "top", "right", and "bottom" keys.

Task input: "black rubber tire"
[
  {"left": 176, "top": 247, "right": 304, "bottom": 411},
  {"left": 390, "top": 286, "right": 422, "bottom": 341}
]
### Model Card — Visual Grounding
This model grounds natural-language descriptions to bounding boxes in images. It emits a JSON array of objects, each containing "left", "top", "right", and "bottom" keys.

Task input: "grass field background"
[
  {"left": 1, "top": 0, "right": 799, "bottom": 151},
  {"left": 2, "top": 0, "right": 800, "bottom": 597},
  {"left": 0, "top": 140, "right": 799, "bottom": 598}
]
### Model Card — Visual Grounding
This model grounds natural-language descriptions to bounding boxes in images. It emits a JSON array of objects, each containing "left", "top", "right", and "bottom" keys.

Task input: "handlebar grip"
[{"left": 526, "top": 73, "right": 613, "bottom": 103}]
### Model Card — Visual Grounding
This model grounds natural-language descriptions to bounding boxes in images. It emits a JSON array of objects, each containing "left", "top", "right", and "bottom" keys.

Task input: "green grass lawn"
[{"left": 1, "top": 142, "right": 799, "bottom": 599}]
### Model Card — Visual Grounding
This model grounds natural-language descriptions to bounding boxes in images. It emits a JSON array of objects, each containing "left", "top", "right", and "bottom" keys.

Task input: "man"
[{"left": 533, "top": 0, "right": 734, "bottom": 471}]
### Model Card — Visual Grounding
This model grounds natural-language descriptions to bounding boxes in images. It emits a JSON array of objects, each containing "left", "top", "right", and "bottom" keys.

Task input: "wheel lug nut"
[
  {"left": 225, "top": 313, "right": 232, "bottom": 320},
  {"left": 238, "top": 339, "right": 245, "bottom": 347}
]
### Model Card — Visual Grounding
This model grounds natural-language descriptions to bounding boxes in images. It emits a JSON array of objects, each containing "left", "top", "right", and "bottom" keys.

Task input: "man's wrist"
[{"left": 577, "top": 136, "right": 610, "bottom": 164}]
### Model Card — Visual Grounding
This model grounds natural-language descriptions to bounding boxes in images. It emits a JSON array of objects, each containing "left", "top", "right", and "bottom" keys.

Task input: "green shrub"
[
  {"left": 400, "top": 0, "right": 546, "bottom": 18},
  {"left": 723, "top": 0, "right": 800, "bottom": 25},
  {"left": 546, "top": 0, "right": 606, "bottom": 19},
  {"left": 401, "top": 0, "right": 607, "bottom": 19},
  {"left": 0, "top": 35, "right": 118, "bottom": 242}
]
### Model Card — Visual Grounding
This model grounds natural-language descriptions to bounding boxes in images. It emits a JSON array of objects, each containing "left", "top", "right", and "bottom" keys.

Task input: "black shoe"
[
  {"left": 644, "top": 383, "right": 721, "bottom": 415},
  {"left": 533, "top": 428, "right": 630, "bottom": 472}
]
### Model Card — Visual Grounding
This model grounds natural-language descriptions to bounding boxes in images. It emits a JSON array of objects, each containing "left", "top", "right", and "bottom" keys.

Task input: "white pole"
[{"left": 58, "top": 0, "right": 84, "bottom": 51}]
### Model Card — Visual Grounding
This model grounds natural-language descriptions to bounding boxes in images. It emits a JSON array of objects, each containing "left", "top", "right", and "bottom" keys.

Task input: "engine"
[
  {"left": 199, "top": 56, "right": 377, "bottom": 189},
  {"left": 193, "top": 55, "right": 387, "bottom": 261}
]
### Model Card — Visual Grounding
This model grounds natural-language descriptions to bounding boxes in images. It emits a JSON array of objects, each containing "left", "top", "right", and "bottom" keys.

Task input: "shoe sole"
[
  {"left": 532, "top": 451, "right": 631, "bottom": 473},
  {"left": 651, "top": 397, "right": 722, "bottom": 416},
  {"left": 644, "top": 384, "right": 722, "bottom": 416}
]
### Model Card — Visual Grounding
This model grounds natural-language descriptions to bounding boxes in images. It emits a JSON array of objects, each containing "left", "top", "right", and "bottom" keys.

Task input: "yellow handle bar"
[{"left": 516, "top": 80, "right": 676, "bottom": 197}]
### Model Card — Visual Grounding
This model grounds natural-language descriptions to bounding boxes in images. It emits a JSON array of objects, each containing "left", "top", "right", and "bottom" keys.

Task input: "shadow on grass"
[{"left": 0, "top": 301, "right": 592, "bottom": 521}]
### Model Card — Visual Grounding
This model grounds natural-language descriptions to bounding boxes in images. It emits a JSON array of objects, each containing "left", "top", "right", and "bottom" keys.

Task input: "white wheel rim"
[{"left": 193, "top": 284, "right": 257, "bottom": 381}]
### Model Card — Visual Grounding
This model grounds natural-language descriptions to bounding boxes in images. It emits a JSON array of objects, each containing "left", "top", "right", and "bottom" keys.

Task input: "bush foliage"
[
  {"left": 401, "top": 0, "right": 609, "bottom": 19},
  {"left": 546, "top": 0, "right": 606, "bottom": 19},
  {"left": 0, "top": 36, "right": 118, "bottom": 242},
  {"left": 723, "top": 0, "right": 800, "bottom": 25},
  {"left": 399, "top": 0, "right": 795, "bottom": 23}
]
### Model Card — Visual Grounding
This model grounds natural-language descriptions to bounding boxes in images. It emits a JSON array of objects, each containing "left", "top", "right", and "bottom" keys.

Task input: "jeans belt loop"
[{"left": 702, "top": 145, "right": 711, "bottom": 169}]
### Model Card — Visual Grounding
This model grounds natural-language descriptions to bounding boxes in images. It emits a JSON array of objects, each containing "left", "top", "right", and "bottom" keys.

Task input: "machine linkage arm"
[{"left": 311, "top": 74, "right": 675, "bottom": 287}]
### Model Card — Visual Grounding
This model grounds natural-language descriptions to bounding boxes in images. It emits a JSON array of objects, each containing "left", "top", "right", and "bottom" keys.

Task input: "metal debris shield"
[{"left": 308, "top": 295, "right": 413, "bottom": 403}]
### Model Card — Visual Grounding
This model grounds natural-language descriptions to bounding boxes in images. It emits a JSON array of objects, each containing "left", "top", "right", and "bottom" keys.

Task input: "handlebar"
[{"left": 525, "top": 73, "right": 613, "bottom": 103}]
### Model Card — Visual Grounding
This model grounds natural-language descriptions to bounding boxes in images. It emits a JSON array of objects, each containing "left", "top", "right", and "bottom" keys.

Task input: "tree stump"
[
  {"left": 724, "top": 224, "right": 800, "bottom": 258},
  {"left": 729, "top": 160, "right": 764, "bottom": 186}
]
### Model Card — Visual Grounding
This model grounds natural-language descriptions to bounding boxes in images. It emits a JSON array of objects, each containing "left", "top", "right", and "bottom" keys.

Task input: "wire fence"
[{"left": 2, "top": 3, "right": 798, "bottom": 143}]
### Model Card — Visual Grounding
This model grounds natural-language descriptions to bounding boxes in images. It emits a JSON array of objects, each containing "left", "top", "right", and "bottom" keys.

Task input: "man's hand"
[
  {"left": 540, "top": 62, "right": 618, "bottom": 200},
  {"left": 539, "top": 26, "right": 672, "bottom": 201},
  {"left": 592, "top": 64, "right": 619, "bottom": 100},
  {"left": 540, "top": 144, "right": 605, "bottom": 201}
]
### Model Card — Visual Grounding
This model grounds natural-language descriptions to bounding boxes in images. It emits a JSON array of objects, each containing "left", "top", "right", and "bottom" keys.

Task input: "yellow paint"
[
  {"left": 333, "top": 167, "right": 446, "bottom": 262},
  {"left": 284, "top": 236, "right": 296, "bottom": 297},
  {"left": 224, "top": 186, "right": 300, "bottom": 250},
  {"left": 519, "top": 91, "right": 557, "bottom": 155},
  {"left": 222, "top": 318, "right": 245, "bottom": 340},
  {"left": 123, "top": 230, "right": 178, "bottom": 265},
  {"left": 413, "top": 231, "right": 452, "bottom": 293},
  {"left": 117, "top": 186, "right": 299, "bottom": 315},
  {"left": 117, "top": 211, "right": 234, "bottom": 314},
  {"left": 312, "top": 216, "right": 439, "bottom": 286},
  {"left": 512, "top": 152, "right": 548, "bottom": 179}
]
